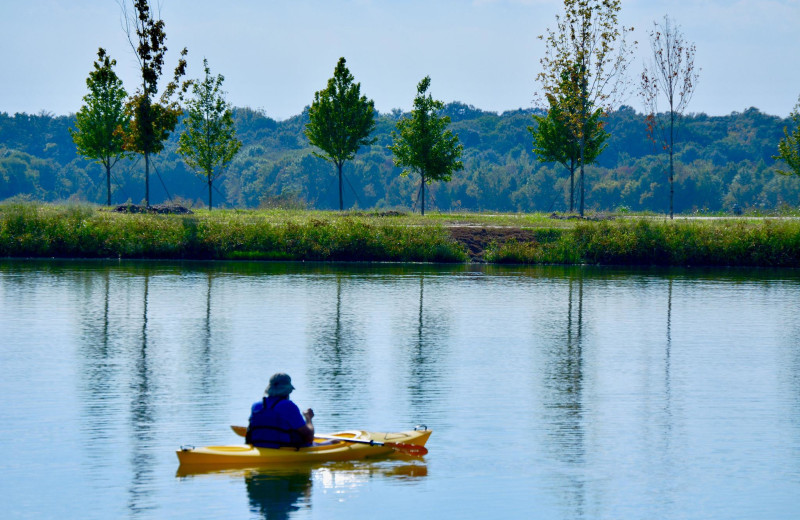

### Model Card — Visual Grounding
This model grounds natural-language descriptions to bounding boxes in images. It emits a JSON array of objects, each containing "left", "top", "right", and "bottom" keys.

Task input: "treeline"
[{"left": 1, "top": 104, "right": 798, "bottom": 213}]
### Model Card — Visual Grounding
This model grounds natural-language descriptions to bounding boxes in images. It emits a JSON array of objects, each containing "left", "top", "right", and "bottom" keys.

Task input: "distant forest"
[{"left": 1, "top": 104, "right": 798, "bottom": 213}]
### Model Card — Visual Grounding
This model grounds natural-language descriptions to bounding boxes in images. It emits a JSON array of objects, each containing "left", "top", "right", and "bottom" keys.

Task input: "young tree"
[
  {"left": 389, "top": 76, "right": 464, "bottom": 216},
  {"left": 538, "top": 0, "right": 635, "bottom": 216},
  {"left": 70, "top": 48, "right": 130, "bottom": 206},
  {"left": 531, "top": 66, "right": 608, "bottom": 212},
  {"left": 120, "top": 0, "right": 188, "bottom": 207},
  {"left": 640, "top": 15, "right": 699, "bottom": 219},
  {"left": 177, "top": 59, "right": 241, "bottom": 210},
  {"left": 774, "top": 97, "right": 800, "bottom": 178},
  {"left": 305, "top": 57, "right": 376, "bottom": 210}
]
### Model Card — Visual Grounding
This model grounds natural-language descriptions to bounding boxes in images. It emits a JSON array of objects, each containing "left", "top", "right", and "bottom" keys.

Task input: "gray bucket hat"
[{"left": 265, "top": 373, "right": 295, "bottom": 397}]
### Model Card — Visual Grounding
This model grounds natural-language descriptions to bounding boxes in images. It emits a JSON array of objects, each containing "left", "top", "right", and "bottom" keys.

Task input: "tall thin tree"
[
  {"left": 178, "top": 59, "right": 241, "bottom": 210},
  {"left": 531, "top": 65, "right": 608, "bottom": 212},
  {"left": 640, "top": 15, "right": 699, "bottom": 219},
  {"left": 389, "top": 76, "right": 463, "bottom": 216},
  {"left": 70, "top": 48, "right": 130, "bottom": 206},
  {"left": 305, "top": 57, "right": 376, "bottom": 211},
  {"left": 119, "top": 0, "right": 188, "bottom": 207},
  {"left": 538, "top": 0, "right": 635, "bottom": 216}
]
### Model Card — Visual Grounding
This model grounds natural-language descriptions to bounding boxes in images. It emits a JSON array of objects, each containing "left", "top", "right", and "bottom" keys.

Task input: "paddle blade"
[
  {"left": 231, "top": 425, "right": 247, "bottom": 437},
  {"left": 387, "top": 442, "right": 428, "bottom": 456}
]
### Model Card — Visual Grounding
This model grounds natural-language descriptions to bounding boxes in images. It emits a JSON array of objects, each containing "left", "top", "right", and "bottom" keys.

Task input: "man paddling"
[{"left": 246, "top": 373, "right": 315, "bottom": 448}]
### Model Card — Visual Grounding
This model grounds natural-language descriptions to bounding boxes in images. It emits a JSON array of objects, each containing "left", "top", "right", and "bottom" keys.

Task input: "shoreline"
[{"left": 2, "top": 204, "right": 800, "bottom": 267}]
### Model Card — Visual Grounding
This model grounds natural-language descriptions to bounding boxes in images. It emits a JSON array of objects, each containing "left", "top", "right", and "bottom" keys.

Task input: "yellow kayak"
[{"left": 177, "top": 428, "right": 432, "bottom": 467}]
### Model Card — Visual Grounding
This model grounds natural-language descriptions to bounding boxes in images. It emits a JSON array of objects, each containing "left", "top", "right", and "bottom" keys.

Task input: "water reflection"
[
  {"left": 664, "top": 278, "right": 673, "bottom": 427},
  {"left": 543, "top": 272, "right": 587, "bottom": 516},
  {"left": 405, "top": 273, "right": 449, "bottom": 408},
  {"left": 129, "top": 271, "right": 156, "bottom": 515},
  {"left": 307, "top": 275, "right": 367, "bottom": 421},
  {"left": 177, "top": 459, "right": 428, "bottom": 520},
  {"left": 245, "top": 469, "right": 312, "bottom": 520},
  {"left": 190, "top": 272, "right": 227, "bottom": 407},
  {"left": 4, "top": 260, "right": 800, "bottom": 519},
  {"left": 78, "top": 267, "right": 123, "bottom": 470}
]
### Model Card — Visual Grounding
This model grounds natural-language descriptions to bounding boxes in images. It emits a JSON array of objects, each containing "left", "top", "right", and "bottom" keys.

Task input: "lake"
[{"left": 1, "top": 259, "right": 799, "bottom": 519}]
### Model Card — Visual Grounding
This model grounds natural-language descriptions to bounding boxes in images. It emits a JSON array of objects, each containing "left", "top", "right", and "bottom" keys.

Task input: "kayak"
[{"left": 177, "top": 428, "right": 432, "bottom": 467}]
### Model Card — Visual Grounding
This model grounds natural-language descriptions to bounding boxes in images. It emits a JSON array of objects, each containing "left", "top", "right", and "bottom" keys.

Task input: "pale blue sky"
[{"left": 1, "top": 0, "right": 798, "bottom": 119}]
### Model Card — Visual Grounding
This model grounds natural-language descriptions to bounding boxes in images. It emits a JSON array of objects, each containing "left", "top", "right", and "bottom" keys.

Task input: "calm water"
[{"left": 1, "top": 260, "right": 799, "bottom": 519}]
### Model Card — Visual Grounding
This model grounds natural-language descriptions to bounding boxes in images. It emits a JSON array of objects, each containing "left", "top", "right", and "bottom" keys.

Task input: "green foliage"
[
  {"left": 178, "top": 59, "right": 241, "bottom": 209},
  {"left": 2, "top": 105, "right": 799, "bottom": 213},
  {"left": 70, "top": 48, "right": 130, "bottom": 206},
  {"left": 305, "top": 57, "right": 376, "bottom": 210},
  {"left": 124, "top": 95, "right": 182, "bottom": 158},
  {"left": 531, "top": 65, "right": 608, "bottom": 212},
  {"left": 389, "top": 76, "right": 464, "bottom": 215},
  {"left": 775, "top": 98, "right": 800, "bottom": 179},
  {"left": 538, "top": 0, "right": 635, "bottom": 216}
]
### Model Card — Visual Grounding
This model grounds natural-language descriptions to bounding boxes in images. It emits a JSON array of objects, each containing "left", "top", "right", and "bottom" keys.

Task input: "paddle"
[
  {"left": 314, "top": 434, "right": 429, "bottom": 456},
  {"left": 230, "top": 425, "right": 428, "bottom": 456}
]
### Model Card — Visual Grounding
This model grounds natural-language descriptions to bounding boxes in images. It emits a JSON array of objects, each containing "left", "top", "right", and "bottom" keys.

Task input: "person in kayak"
[{"left": 246, "top": 373, "right": 315, "bottom": 448}]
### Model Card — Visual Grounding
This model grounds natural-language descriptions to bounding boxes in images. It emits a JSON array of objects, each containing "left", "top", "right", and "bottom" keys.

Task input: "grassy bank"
[
  {"left": 0, "top": 203, "right": 467, "bottom": 262},
  {"left": 2, "top": 203, "right": 800, "bottom": 267},
  {"left": 485, "top": 218, "right": 800, "bottom": 267}
]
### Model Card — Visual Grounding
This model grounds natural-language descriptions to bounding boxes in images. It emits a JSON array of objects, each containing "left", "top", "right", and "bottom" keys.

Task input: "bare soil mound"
[
  {"left": 448, "top": 226, "right": 537, "bottom": 261},
  {"left": 111, "top": 204, "right": 193, "bottom": 215}
]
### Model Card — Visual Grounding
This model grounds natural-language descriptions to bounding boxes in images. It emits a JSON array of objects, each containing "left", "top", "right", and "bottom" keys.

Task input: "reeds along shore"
[
  {"left": 485, "top": 219, "right": 800, "bottom": 267},
  {"left": 2, "top": 204, "right": 800, "bottom": 267},
  {"left": 0, "top": 204, "right": 467, "bottom": 262}
]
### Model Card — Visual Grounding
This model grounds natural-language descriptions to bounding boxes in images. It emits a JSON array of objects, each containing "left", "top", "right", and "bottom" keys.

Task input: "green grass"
[
  {"left": 2, "top": 202, "right": 800, "bottom": 266},
  {"left": 0, "top": 203, "right": 468, "bottom": 262},
  {"left": 485, "top": 218, "right": 800, "bottom": 267}
]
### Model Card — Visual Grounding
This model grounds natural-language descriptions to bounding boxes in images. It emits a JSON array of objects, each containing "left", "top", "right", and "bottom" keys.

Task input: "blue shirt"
[
  {"left": 251, "top": 398, "right": 306, "bottom": 430},
  {"left": 247, "top": 396, "right": 308, "bottom": 448}
]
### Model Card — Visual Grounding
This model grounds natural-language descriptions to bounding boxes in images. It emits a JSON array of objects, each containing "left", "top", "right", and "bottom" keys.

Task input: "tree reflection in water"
[
  {"left": 307, "top": 274, "right": 367, "bottom": 423},
  {"left": 664, "top": 277, "right": 673, "bottom": 431},
  {"left": 129, "top": 270, "right": 157, "bottom": 515},
  {"left": 190, "top": 271, "right": 228, "bottom": 410},
  {"left": 77, "top": 268, "right": 119, "bottom": 469},
  {"left": 542, "top": 271, "right": 586, "bottom": 517},
  {"left": 406, "top": 273, "right": 449, "bottom": 409}
]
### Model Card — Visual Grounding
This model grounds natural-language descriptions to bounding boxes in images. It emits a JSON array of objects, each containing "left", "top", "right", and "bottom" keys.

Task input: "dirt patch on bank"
[
  {"left": 448, "top": 226, "right": 538, "bottom": 261},
  {"left": 110, "top": 204, "right": 193, "bottom": 215}
]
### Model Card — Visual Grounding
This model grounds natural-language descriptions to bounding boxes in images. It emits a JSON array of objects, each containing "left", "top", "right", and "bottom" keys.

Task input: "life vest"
[{"left": 246, "top": 397, "right": 306, "bottom": 448}]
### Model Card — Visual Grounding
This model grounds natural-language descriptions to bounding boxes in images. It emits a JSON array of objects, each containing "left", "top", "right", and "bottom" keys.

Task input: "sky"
[{"left": 1, "top": 0, "right": 798, "bottom": 120}]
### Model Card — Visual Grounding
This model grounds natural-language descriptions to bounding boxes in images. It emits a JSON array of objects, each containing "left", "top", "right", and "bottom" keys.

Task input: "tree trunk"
[
  {"left": 105, "top": 162, "right": 112, "bottom": 206},
  {"left": 579, "top": 138, "right": 585, "bottom": 217},
  {"left": 337, "top": 162, "right": 344, "bottom": 211},
  {"left": 144, "top": 152, "right": 150, "bottom": 207},
  {"left": 669, "top": 110, "right": 675, "bottom": 219},
  {"left": 569, "top": 161, "right": 576, "bottom": 213},
  {"left": 579, "top": 76, "right": 588, "bottom": 218},
  {"left": 420, "top": 175, "right": 426, "bottom": 216},
  {"left": 208, "top": 177, "right": 213, "bottom": 210}
]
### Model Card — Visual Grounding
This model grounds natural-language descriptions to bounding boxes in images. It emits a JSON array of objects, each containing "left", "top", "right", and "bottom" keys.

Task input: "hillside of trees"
[{"left": 1, "top": 104, "right": 798, "bottom": 213}]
